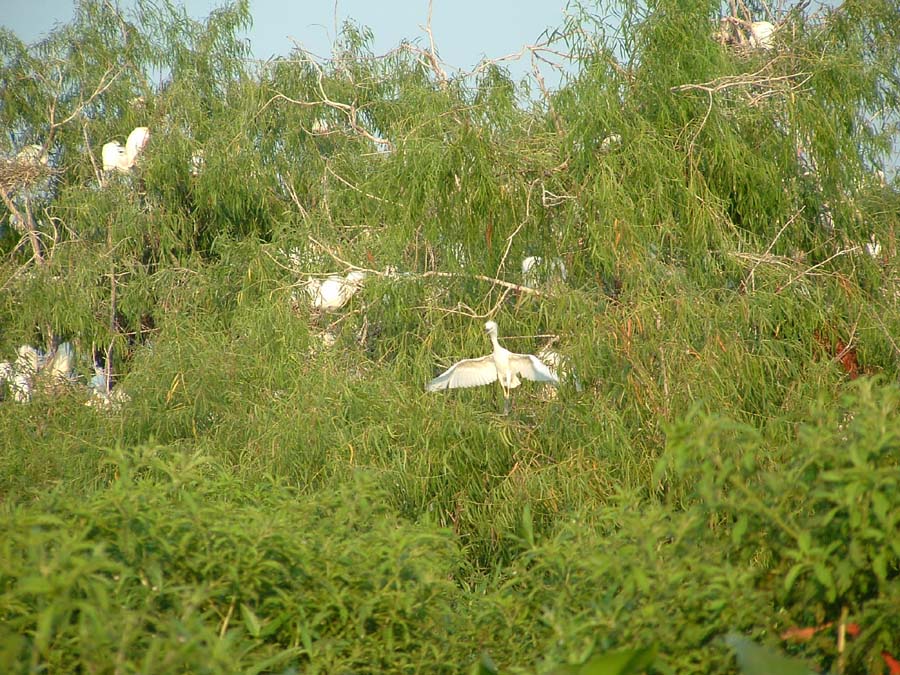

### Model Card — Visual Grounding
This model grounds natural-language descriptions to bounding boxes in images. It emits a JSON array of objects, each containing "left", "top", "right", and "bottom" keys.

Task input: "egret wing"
[
  {"left": 426, "top": 355, "right": 498, "bottom": 391},
  {"left": 510, "top": 353, "right": 560, "bottom": 385}
]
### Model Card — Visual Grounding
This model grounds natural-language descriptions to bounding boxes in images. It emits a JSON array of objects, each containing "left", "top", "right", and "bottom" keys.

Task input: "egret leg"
[{"left": 503, "top": 394, "right": 511, "bottom": 415}]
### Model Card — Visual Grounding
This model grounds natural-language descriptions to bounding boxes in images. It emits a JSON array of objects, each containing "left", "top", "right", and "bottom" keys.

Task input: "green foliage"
[
  {"left": 0, "top": 447, "right": 464, "bottom": 672},
  {"left": 662, "top": 379, "right": 900, "bottom": 672},
  {"left": 1, "top": 0, "right": 899, "bottom": 672}
]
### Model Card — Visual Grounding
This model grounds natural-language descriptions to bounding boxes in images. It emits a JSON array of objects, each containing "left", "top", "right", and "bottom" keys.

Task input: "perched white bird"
[
  {"left": 599, "top": 133, "right": 622, "bottom": 152},
  {"left": 311, "top": 118, "right": 331, "bottom": 134},
  {"left": 102, "top": 127, "right": 150, "bottom": 174},
  {"left": 749, "top": 21, "right": 776, "bottom": 50},
  {"left": 102, "top": 141, "right": 128, "bottom": 172},
  {"left": 47, "top": 342, "right": 75, "bottom": 382},
  {"left": 125, "top": 126, "right": 150, "bottom": 166},
  {"left": 15, "top": 345, "right": 45, "bottom": 374},
  {"left": 87, "top": 386, "right": 130, "bottom": 411},
  {"left": 88, "top": 364, "right": 111, "bottom": 394},
  {"left": 0, "top": 361, "right": 14, "bottom": 400},
  {"left": 864, "top": 234, "right": 881, "bottom": 259},
  {"left": 521, "top": 256, "right": 567, "bottom": 288},
  {"left": 426, "top": 320, "right": 559, "bottom": 413},
  {"left": 8, "top": 213, "right": 24, "bottom": 234},
  {"left": 304, "top": 271, "right": 367, "bottom": 311},
  {"left": 11, "top": 373, "right": 32, "bottom": 403},
  {"left": 86, "top": 364, "right": 129, "bottom": 411}
]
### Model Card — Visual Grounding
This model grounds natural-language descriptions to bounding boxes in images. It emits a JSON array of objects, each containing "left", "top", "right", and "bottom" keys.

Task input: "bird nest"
[{"left": 0, "top": 158, "right": 56, "bottom": 193}]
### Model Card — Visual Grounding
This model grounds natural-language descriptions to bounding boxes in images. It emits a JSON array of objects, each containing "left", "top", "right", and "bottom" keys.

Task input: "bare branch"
[
  {"left": 0, "top": 185, "right": 43, "bottom": 264},
  {"left": 776, "top": 246, "right": 860, "bottom": 293},
  {"left": 419, "top": 0, "right": 449, "bottom": 89},
  {"left": 324, "top": 163, "right": 394, "bottom": 204},
  {"left": 740, "top": 207, "right": 804, "bottom": 292}
]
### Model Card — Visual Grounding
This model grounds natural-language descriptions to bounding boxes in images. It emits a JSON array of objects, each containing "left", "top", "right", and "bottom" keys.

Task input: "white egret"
[
  {"left": 8, "top": 213, "right": 24, "bottom": 234},
  {"left": 749, "top": 21, "right": 776, "bottom": 50},
  {"left": 101, "top": 127, "right": 150, "bottom": 174},
  {"left": 521, "top": 256, "right": 567, "bottom": 288},
  {"left": 16, "top": 345, "right": 45, "bottom": 374},
  {"left": 102, "top": 141, "right": 128, "bottom": 172},
  {"left": 11, "top": 373, "right": 32, "bottom": 403},
  {"left": 125, "top": 126, "right": 150, "bottom": 166},
  {"left": 599, "top": 133, "right": 622, "bottom": 152},
  {"left": 311, "top": 118, "right": 331, "bottom": 134},
  {"left": 304, "top": 271, "right": 367, "bottom": 311},
  {"left": 16, "top": 144, "right": 48, "bottom": 166},
  {"left": 864, "top": 234, "right": 881, "bottom": 259},
  {"left": 47, "top": 342, "right": 75, "bottom": 382},
  {"left": 86, "top": 364, "right": 129, "bottom": 411},
  {"left": 190, "top": 149, "right": 205, "bottom": 176},
  {"left": 426, "top": 320, "right": 559, "bottom": 414},
  {"left": 88, "top": 364, "right": 110, "bottom": 394},
  {"left": 0, "top": 361, "right": 13, "bottom": 401}
]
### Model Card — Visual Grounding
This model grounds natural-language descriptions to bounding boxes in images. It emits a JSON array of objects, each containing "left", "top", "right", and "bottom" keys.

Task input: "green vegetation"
[{"left": 1, "top": 0, "right": 898, "bottom": 672}]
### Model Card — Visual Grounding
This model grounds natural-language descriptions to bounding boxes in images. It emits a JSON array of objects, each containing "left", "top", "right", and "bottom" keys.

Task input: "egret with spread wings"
[{"left": 426, "top": 320, "right": 559, "bottom": 413}]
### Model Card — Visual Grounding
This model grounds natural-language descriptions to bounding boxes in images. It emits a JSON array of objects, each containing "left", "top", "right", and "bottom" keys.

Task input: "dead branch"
[
  {"left": 304, "top": 236, "right": 544, "bottom": 297},
  {"left": 776, "top": 246, "right": 860, "bottom": 293},
  {"left": 494, "top": 182, "right": 534, "bottom": 283},
  {"left": 671, "top": 59, "right": 812, "bottom": 108},
  {"left": 282, "top": 176, "right": 310, "bottom": 219},
  {"left": 419, "top": 0, "right": 448, "bottom": 89},
  {"left": 0, "top": 185, "right": 43, "bottom": 264},
  {"left": 741, "top": 207, "right": 804, "bottom": 291},
  {"left": 49, "top": 66, "right": 122, "bottom": 131},
  {"left": 531, "top": 50, "right": 562, "bottom": 135}
]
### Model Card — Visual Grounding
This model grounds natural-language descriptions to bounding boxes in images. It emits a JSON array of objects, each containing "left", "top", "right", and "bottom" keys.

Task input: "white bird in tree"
[
  {"left": 125, "top": 126, "right": 150, "bottom": 166},
  {"left": 749, "top": 21, "right": 776, "bottom": 50},
  {"left": 426, "top": 320, "right": 559, "bottom": 414},
  {"left": 304, "top": 271, "right": 367, "bottom": 311},
  {"left": 102, "top": 126, "right": 150, "bottom": 174},
  {"left": 102, "top": 141, "right": 127, "bottom": 172}
]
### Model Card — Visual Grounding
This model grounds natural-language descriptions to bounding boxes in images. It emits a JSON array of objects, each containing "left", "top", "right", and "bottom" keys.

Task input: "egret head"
[{"left": 484, "top": 320, "right": 499, "bottom": 337}]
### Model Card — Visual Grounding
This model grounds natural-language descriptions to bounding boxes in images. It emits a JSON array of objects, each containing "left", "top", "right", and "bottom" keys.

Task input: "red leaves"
[
  {"left": 813, "top": 330, "right": 860, "bottom": 379},
  {"left": 883, "top": 652, "right": 900, "bottom": 675},
  {"left": 780, "top": 625, "right": 822, "bottom": 642},
  {"left": 781, "top": 620, "right": 897, "bottom": 672}
]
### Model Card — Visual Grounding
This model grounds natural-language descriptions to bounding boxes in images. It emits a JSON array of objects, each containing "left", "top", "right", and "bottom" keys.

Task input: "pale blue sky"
[{"left": 4, "top": 0, "right": 576, "bottom": 82}]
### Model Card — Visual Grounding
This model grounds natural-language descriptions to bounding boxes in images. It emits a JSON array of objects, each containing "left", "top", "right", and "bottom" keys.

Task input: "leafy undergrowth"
[{"left": 1, "top": 381, "right": 898, "bottom": 673}]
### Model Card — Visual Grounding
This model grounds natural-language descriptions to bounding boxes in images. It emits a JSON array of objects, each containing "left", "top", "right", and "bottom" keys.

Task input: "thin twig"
[
  {"left": 776, "top": 246, "right": 859, "bottom": 294},
  {"left": 219, "top": 598, "right": 236, "bottom": 638},
  {"left": 836, "top": 605, "right": 848, "bottom": 675},
  {"left": 420, "top": 0, "right": 449, "bottom": 88},
  {"left": 324, "top": 164, "right": 394, "bottom": 204},
  {"left": 282, "top": 176, "right": 309, "bottom": 219},
  {"left": 741, "top": 207, "right": 804, "bottom": 291},
  {"left": 304, "top": 236, "right": 545, "bottom": 297},
  {"left": 494, "top": 181, "right": 534, "bottom": 282},
  {"left": 0, "top": 185, "right": 43, "bottom": 264}
]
